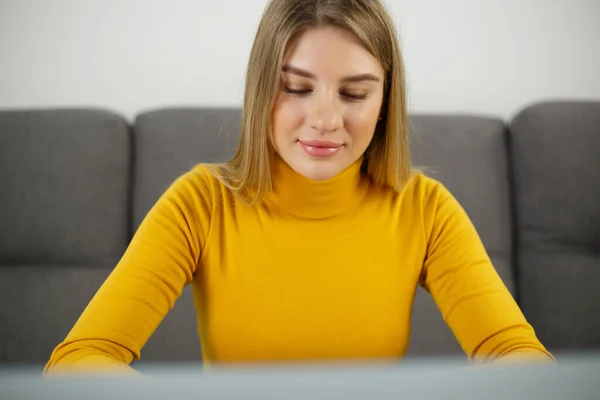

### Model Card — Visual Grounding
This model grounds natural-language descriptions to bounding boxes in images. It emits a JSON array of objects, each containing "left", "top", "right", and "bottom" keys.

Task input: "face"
[{"left": 271, "top": 27, "right": 385, "bottom": 181}]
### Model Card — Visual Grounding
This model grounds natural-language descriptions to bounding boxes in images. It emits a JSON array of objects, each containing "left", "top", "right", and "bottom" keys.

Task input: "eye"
[
  {"left": 341, "top": 92, "right": 369, "bottom": 101},
  {"left": 282, "top": 85, "right": 312, "bottom": 96}
]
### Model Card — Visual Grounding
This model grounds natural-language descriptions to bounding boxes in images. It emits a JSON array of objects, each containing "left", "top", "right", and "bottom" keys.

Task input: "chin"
[
  {"left": 304, "top": 170, "right": 337, "bottom": 181},
  {"left": 296, "top": 161, "right": 342, "bottom": 181}
]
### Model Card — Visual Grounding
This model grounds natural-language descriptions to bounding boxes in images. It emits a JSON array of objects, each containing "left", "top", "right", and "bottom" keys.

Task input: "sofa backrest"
[
  {"left": 0, "top": 109, "right": 132, "bottom": 363},
  {"left": 2, "top": 101, "right": 598, "bottom": 365},
  {"left": 133, "top": 108, "right": 241, "bottom": 230},
  {"left": 510, "top": 101, "right": 600, "bottom": 350}
]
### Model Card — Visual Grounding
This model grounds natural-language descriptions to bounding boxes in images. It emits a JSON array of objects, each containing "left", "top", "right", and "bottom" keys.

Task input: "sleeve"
[
  {"left": 44, "top": 166, "right": 215, "bottom": 374},
  {"left": 420, "top": 179, "right": 555, "bottom": 364}
]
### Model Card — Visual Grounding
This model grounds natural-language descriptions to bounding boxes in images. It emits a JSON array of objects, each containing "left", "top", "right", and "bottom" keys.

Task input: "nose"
[{"left": 306, "top": 89, "right": 343, "bottom": 134}]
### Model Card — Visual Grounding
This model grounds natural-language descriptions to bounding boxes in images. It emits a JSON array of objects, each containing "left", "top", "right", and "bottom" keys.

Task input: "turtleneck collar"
[{"left": 267, "top": 155, "right": 369, "bottom": 219}]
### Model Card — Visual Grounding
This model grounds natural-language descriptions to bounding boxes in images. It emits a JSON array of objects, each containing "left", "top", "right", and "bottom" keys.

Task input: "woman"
[{"left": 45, "top": 0, "right": 554, "bottom": 373}]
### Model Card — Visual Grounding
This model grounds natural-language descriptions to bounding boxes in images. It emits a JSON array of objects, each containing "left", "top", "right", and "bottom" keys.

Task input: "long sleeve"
[
  {"left": 420, "top": 180, "right": 555, "bottom": 364},
  {"left": 44, "top": 166, "right": 215, "bottom": 373}
]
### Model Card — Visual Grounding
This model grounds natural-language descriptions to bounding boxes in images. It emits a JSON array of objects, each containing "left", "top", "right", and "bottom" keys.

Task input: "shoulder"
[
  {"left": 403, "top": 173, "right": 475, "bottom": 240},
  {"left": 397, "top": 172, "right": 452, "bottom": 207},
  {"left": 178, "top": 163, "right": 220, "bottom": 189},
  {"left": 396, "top": 172, "right": 465, "bottom": 227},
  {"left": 157, "top": 163, "right": 228, "bottom": 216}
]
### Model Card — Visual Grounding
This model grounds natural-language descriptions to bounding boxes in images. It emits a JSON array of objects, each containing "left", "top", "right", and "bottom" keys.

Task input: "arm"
[
  {"left": 44, "top": 166, "right": 214, "bottom": 373},
  {"left": 420, "top": 179, "right": 554, "bottom": 364}
]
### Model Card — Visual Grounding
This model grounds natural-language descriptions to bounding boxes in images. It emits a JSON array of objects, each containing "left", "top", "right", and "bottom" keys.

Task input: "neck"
[{"left": 267, "top": 155, "right": 368, "bottom": 219}]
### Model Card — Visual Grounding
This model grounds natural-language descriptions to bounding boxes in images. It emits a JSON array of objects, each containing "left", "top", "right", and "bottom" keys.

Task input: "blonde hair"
[{"left": 212, "top": 0, "right": 411, "bottom": 204}]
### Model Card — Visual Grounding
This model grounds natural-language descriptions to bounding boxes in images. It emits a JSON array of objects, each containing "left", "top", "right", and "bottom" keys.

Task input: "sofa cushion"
[
  {"left": 0, "top": 109, "right": 131, "bottom": 265},
  {"left": 0, "top": 265, "right": 200, "bottom": 365},
  {"left": 0, "top": 265, "right": 112, "bottom": 364},
  {"left": 510, "top": 101, "right": 600, "bottom": 350},
  {"left": 407, "top": 115, "right": 513, "bottom": 357}
]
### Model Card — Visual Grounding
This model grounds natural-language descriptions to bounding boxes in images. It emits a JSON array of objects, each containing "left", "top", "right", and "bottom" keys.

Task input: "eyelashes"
[
  {"left": 282, "top": 85, "right": 369, "bottom": 101},
  {"left": 281, "top": 86, "right": 310, "bottom": 96}
]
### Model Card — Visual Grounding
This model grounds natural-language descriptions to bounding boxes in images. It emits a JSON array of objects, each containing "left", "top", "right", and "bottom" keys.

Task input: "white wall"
[{"left": 1, "top": 0, "right": 599, "bottom": 120}]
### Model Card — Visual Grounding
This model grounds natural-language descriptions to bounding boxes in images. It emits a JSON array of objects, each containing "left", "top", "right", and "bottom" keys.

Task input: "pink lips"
[{"left": 298, "top": 140, "right": 343, "bottom": 157}]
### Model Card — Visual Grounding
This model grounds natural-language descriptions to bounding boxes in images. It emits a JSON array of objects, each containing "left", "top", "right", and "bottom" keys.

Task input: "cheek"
[
  {"left": 271, "top": 97, "right": 305, "bottom": 145},
  {"left": 344, "top": 107, "right": 380, "bottom": 144}
]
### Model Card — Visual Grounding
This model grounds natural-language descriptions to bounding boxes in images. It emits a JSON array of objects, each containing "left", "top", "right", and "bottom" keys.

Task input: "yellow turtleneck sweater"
[{"left": 45, "top": 157, "right": 553, "bottom": 373}]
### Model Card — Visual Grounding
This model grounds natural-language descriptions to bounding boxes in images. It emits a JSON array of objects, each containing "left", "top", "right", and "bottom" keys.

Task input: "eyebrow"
[{"left": 282, "top": 65, "right": 380, "bottom": 83}]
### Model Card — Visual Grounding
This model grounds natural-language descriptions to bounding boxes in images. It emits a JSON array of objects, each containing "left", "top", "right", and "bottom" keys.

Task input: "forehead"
[{"left": 283, "top": 27, "right": 384, "bottom": 78}]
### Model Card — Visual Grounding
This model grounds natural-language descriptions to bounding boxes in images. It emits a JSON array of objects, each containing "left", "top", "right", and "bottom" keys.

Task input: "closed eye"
[
  {"left": 282, "top": 86, "right": 311, "bottom": 96},
  {"left": 282, "top": 86, "right": 369, "bottom": 101},
  {"left": 341, "top": 92, "right": 368, "bottom": 101}
]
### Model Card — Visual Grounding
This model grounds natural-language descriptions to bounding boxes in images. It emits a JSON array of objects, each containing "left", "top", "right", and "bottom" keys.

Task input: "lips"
[{"left": 298, "top": 140, "right": 343, "bottom": 157}]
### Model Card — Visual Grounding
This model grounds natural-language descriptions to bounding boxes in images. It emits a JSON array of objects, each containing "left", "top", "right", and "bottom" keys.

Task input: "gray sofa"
[{"left": 1, "top": 101, "right": 599, "bottom": 366}]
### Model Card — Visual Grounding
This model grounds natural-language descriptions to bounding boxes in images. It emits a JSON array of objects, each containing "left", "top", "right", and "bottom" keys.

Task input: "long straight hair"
[{"left": 212, "top": 0, "right": 411, "bottom": 204}]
